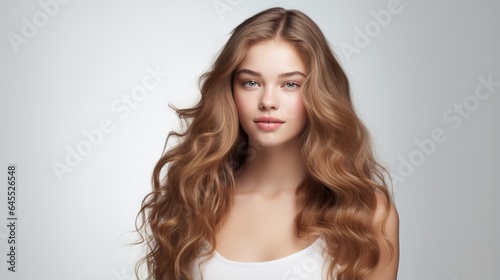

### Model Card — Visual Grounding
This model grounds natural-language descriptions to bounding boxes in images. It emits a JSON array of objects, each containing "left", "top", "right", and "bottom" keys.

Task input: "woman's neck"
[{"left": 235, "top": 138, "right": 306, "bottom": 195}]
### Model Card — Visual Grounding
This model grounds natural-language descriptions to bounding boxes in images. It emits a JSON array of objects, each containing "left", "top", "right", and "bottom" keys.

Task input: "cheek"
[
  {"left": 284, "top": 96, "right": 308, "bottom": 122},
  {"left": 296, "top": 101, "right": 308, "bottom": 126},
  {"left": 232, "top": 87, "right": 242, "bottom": 111},
  {"left": 233, "top": 92, "right": 250, "bottom": 119}
]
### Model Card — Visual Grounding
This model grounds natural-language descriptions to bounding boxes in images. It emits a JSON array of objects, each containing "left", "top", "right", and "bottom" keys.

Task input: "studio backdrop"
[{"left": 0, "top": 0, "right": 498, "bottom": 279}]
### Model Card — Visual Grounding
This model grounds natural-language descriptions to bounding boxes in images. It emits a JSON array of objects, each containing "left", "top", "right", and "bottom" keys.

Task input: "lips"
[
  {"left": 254, "top": 116, "right": 285, "bottom": 131},
  {"left": 254, "top": 116, "right": 285, "bottom": 123}
]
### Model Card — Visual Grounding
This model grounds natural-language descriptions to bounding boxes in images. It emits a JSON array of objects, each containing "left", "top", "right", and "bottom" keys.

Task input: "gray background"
[{"left": 0, "top": 0, "right": 498, "bottom": 279}]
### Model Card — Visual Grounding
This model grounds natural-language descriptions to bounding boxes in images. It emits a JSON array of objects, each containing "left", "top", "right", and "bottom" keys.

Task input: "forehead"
[{"left": 236, "top": 40, "right": 306, "bottom": 75}]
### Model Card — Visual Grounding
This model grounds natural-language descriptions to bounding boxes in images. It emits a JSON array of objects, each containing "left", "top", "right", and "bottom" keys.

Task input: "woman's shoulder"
[
  {"left": 372, "top": 190, "right": 399, "bottom": 229},
  {"left": 364, "top": 190, "right": 399, "bottom": 280}
]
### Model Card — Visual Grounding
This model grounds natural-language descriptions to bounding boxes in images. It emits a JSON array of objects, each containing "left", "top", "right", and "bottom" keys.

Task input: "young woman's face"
[{"left": 232, "top": 39, "right": 308, "bottom": 148}]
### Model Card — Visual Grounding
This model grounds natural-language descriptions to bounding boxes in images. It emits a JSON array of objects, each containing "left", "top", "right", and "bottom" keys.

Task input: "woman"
[{"left": 137, "top": 7, "right": 399, "bottom": 280}]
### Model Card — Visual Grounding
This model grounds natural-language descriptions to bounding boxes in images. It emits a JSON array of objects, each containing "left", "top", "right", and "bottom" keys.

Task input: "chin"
[{"left": 248, "top": 136, "right": 296, "bottom": 148}]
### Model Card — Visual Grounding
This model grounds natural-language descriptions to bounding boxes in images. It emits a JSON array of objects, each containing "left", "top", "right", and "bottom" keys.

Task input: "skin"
[
  {"left": 216, "top": 39, "right": 312, "bottom": 262},
  {"left": 365, "top": 193, "right": 400, "bottom": 279},
  {"left": 215, "top": 39, "right": 399, "bottom": 279}
]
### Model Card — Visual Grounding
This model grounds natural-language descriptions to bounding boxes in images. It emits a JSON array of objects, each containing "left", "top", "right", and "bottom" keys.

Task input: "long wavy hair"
[{"left": 136, "top": 7, "right": 395, "bottom": 280}]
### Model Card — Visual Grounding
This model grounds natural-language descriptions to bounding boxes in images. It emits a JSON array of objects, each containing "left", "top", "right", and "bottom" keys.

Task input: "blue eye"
[
  {"left": 283, "top": 82, "right": 299, "bottom": 89},
  {"left": 243, "top": 80, "right": 259, "bottom": 87}
]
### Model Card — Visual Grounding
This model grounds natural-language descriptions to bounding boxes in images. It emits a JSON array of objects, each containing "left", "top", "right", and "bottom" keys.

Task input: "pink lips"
[{"left": 254, "top": 116, "right": 285, "bottom": 131}]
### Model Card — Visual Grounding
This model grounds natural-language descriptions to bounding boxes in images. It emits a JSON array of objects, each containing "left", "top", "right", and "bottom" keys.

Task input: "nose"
[{"left": 259, "top": 86, "right": 279, "bottom": 110}]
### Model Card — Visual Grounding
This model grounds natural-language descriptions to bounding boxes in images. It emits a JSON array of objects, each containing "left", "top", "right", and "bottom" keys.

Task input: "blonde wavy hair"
[{"left": 136, "top": 7, "right": 395, "bottom": 280}]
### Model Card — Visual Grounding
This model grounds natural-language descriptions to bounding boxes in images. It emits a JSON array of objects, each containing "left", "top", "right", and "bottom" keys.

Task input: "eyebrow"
[{"left": 235, "top": 69, "right": 306, "bottom": 78}]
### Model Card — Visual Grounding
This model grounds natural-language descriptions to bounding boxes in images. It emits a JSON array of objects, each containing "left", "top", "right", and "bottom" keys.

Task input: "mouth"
[
  {"left": 253, "top": 117, "right": 285, "bottom": 123},
  {"left": 253, "top": 117, "right": 285, "bottom": 131}
]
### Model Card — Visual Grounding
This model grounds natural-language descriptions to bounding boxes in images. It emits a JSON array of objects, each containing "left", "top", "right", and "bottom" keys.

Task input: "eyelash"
[
  {"left": 241, "top": 80, "right": 301, "bottom": 89},
  {"left": 242, "top": 80, "right": 259, "bottom": 88},
  {"left": 283, "top": 81, "right": 299, "bottom": 89}
]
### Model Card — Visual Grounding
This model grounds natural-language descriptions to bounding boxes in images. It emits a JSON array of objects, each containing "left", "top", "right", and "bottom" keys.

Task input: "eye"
[
  {"left": 283, "top": 81, "right": 300, "bottom": 89},
  {"left": 242, "top": 80, "right": 260, "bottom": 88}
]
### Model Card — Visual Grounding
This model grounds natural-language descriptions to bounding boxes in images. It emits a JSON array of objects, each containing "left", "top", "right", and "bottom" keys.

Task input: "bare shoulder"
[
  {"left": 373, "top": 191, "right": 399, "bottom": 231},
  {"left": 364, "top": 190, "right": 400, "bottom": 280}
]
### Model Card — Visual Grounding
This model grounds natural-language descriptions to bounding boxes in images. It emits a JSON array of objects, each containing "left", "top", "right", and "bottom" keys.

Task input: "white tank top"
[{"left": 191, "top": 237, "right": 337, "bottom": 280}]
